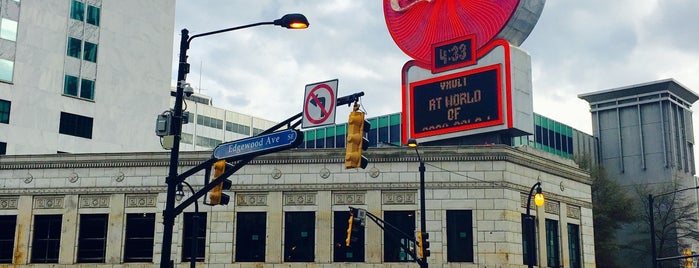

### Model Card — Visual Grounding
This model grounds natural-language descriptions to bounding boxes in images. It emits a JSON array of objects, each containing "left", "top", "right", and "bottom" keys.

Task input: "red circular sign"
[
  {"left": 384, "top": 0, "right": 519, "bottom": 64},
  {"left": 304, "top": 84, "right": 336, "bottom": 125}
]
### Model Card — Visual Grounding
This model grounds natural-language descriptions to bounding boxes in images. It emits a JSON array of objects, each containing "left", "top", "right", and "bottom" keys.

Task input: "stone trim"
[
  {"left": 34, "top": 195, "right": 64, "bottom": 209},
  {"left": 545, "top": 200, "right": 560, "bottom": 215},
  {"left": 236, "top": 193, "right": 268, "bottom": 206},
  {"left": 0, "top": 196, "right": 18, "bottom": 210},
  {"left": 383, "top": 191, "right": 416, "bottom": 205},
  {"left": 284, "top": 192, "right": 316, "bottom": 206},
  {"left": 79, "top": 194, "right": 110, "bottom": 208},
  {"left": 332, "top": 192, "right": 365, "bottom": 205},
  {"left": 125, "top": 194, "right": 157, "bottom": 208},
  {"left": 567, "top": 205, "right": 581, "bottom": 219}
]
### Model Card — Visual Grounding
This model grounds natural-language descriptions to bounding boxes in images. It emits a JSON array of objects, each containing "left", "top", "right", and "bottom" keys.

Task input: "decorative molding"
[
  {"left": 333, "top": 192, "right": 365, "bottom": 205},
  {"left": 126, "top": 194, "right": 157, "bottom": 208},
  {"left": 383, "top": 191, "right": 415, "bottom": 205},
  {"left": 567, "top": 205, "right": 581, "bottom": 219},
  {"left": 69, "top": 172, "right": 79, "bottom": 183},
  {"left": 545, "top": 200, "right": 559, "bottom": 215},
  {"left": 271, "top": 168, "right": 282, "bottom": 180},
  {"left": 284, "top": 192, "right": 316, "bottom": 206},
  {"left": 34, "top": 196, "right": 64, "bottom": 209},
  {"left": 237, "top": 193, "right": 267, "bottom": 206},
  {"left": 319, "top": 168, "right": 330, "bottom": 179},
  {"left": 369, "top": 167, "right": 380, "bottom": 178},
  {"left": 0, "top": 196, "right": 18, "bottom": 210},
  {"left": 115, "top": 171, "right": 125, "bottom": 182},
  {"left": 79, "top": 195, "right": 110, "bottom": 208}
]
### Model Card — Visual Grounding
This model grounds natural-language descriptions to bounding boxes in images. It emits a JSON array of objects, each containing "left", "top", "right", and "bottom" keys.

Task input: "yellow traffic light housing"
[
  {"left": 345, "top": 103, "right": 370, "bottom": 169},
  {"left": 417, "top": 231, "right": 431, "bottom": 259},
  {"left": 209, "top": 160, "right": 232, "bottom": 205}
]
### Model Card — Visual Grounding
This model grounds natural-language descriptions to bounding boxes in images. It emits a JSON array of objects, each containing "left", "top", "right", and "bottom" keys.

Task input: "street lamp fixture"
[
  {"left": 175, "top": 184, "right": 185, "bottom": 201},
  {"left": 161, "top": 13, "right": 309, "bottom": 268},
  {"left": 407, "top": 138, "right": 428, "bottom": 268},
  {"left": 525, "top": 182, "right": 544, "bottom": 268}
]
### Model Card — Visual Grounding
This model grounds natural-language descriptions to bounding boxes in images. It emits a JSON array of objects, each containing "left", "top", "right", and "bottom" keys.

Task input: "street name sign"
[{"left": 213, "top": 129, "right": 303, "bottom": 161}]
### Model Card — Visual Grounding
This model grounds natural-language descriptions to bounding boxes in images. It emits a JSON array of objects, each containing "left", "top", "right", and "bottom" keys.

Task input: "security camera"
[{"left": 182, "top": 83, "right": 194, "bottom": 97}]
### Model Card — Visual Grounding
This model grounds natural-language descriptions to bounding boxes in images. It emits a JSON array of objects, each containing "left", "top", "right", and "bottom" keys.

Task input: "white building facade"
[
  {"left": 0, "top": 145, "right": 595, "bottom": 267},
  {"left": 0, "top": 0, "right": 175, "bottom": 155}
]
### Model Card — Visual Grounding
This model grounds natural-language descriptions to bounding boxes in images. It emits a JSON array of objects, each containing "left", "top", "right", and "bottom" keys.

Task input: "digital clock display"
[
  {"left": 432, "top": 35, "right": 476, "bottom": 73},
  {"left": 410, "top": 64, "right": 502, "bottom": 138}
]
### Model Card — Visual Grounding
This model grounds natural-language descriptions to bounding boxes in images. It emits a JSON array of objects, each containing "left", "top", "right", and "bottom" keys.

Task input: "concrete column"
[
  {"left": 105, "top": 194, "right": 125, "bottom": 263},
  {"left": 536, "top": 204, "right": 547, "bottom": 267},
  {"left": 266, "top": 191, "right": 283, "bottom": 263},
  {"left": 59, "top": 195, "right": 79, "bottom": 264},
  {"left": 365, "top": 190, "right": 382, "bottom": 263},
  {"left": 13, "top": 195, "right": 33, "bottom": 264},
  {"left": 316, "top": 191, "right": 332, "bottom": 263},
  {"left": 560, "top": 204, "right": 570, "bottom": 268}
]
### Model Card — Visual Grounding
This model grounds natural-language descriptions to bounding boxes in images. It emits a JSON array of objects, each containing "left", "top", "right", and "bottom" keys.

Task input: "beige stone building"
[{"left": 0, "top": 145, "right": 594, "bottom": 267}]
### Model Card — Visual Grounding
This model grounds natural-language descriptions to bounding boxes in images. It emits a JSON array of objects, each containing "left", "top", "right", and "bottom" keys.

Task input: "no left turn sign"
[{"left": 302, "top": 79, "right": 338, "bottom": 129}]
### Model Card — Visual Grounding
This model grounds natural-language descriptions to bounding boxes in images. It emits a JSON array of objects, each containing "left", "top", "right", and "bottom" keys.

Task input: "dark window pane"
[
  {"left": 86, "top": 5, "right": 100, "bottom": 26},
  {"left": 70, "top": 0, "right": 84, "bottom": 21},
  {"left": 67, "top": 38, "right": 82, "bottom": 58},
  {"left": 83, "top": 42, "right": 98, "bottom": 63},
  {"left": 389, "top": 124, "right": 401, "bottom": 144},
  {"left": 31, "top": 215, "right": 62, "bottom": 263},
  {"left": 0, "top": 99, "right": 10, "bottom": 124},
  {"left": 59, "top": 112, "right": 93, "bottom": 139},
  {"left": 235, "top": 212, "right": 266, "bottom": 262},
  {"left": 378, "top": 125, "right": 389, "bottom": 144},
  {"left": 334, "top": 211, "right": 364, "bottom": 262},
  {"left": 446, "top": 210, "right": 473, "bottom": 262},
  {"left": 77, "top": 214, "right": 107, "bottom": 263},
  {"left": 0, "top": 142, "right": 5, "bottom": 155},
  {"left": 383, "top": 211, "right": 415, "bottom": 262},
  {"left": 124, "top": 213, "right": 155, "bottom": 262},
  {"left": 284, "top": 211, "right": 315, "bottom": 262},
  {"left": 522, "top": 214, "right": 537, "bottom": 266},
  {"left": 63, "top": 75, "right": 79, "bottom": 96},
  {"left": 80, "top": 79, "right": 94, "bottom": 99},
  {"left": 568, "top": 223, "right": 581, "bottom": 268},
  {"left": 546, "top": 219, "right": 560, "bottom": 267},
  {"left": 0, "top": 215, "right": 16, "bottom": 263},
  {"left": 182, "top": 212, "right": 206, "bottom": 262}
]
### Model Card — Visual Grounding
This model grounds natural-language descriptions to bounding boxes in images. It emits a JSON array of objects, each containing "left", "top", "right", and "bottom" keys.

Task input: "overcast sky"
[{"left": 173, "top": 0, "right": 699, "bottom": 137}]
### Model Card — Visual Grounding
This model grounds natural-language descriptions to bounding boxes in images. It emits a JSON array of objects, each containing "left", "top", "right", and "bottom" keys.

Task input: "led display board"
[{"left": 410, "top": 65, "right": 502, "bottom": 138}]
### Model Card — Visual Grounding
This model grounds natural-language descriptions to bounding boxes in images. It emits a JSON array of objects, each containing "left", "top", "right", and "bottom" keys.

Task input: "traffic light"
[
  {"left": 345, "top": 208, "right": 364, "bottom": 246},
  {"left": 684, "top": 248, "right": 693, "bottom": 268},
  {"left": 345, "top": 103, "right": 370, "bottom": 169},
  {"left": 417, "top": 231, "right": 431, "bottom": 259},
  {"left": 209, "top": 160, "right": 231, "bottom": 205}
]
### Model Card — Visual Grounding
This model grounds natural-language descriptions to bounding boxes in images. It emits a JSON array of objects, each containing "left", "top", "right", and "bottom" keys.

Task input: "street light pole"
[
  {"left": 160, "top": 14, "right": 309, "bottom": 268},
  {"left": 525, "top": 182, "right": 544, "bottom": 268},
  {"left": 407, "top": 139, "right": 428, "bottom": 268}
]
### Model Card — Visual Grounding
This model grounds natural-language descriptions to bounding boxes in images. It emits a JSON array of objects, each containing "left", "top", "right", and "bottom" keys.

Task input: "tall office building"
[{"left": 0, "top": 1, "right": 175, "bottom": 155}]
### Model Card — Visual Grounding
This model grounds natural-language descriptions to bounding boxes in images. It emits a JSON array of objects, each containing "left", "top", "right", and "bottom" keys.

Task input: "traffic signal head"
[
  {"left": 209, "top": 160, "right": 232, "bottom": 205},
  {"left": 417, "top": 232, "right": 431, "bottom": 259},
  {"left": 345, "top": 208, "right": 364, "bottom": 246},
  {"left": 345, "top": 103, "right": 370, "bottom": 169}
]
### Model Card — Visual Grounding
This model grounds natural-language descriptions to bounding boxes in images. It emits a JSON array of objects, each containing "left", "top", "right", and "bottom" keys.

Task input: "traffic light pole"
[{"left": 418, "top": 160, "right": 428, "bottom": 268}]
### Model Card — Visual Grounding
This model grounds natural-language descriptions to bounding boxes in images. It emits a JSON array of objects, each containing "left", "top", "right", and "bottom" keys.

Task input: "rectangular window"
[
  {"left": 0, "top": 18, "right": 17, "bottom": 41},
  {"left": 446, "top": 210, "right": 474, "bottom": 262},
  {"left": 284, "top": 211, "right": 315, "bottom": 262},
  {"left": 235, "top": 212, "right": 266, "bottom": 262},
  {"left": 0, "top": 58, "right": 13, "bottom": 82},
  {"left": 546, "top": 219, "right": 560, "bottom": 268},
  {"left": 0, "top": 142, "right": 6, "bottom": 155},
  {"left": 182, "top": 212, "right": 206, "bottom": 262},
  {"left": 83, "top": 41, "right": 97, "bottom": 62},
  {"left": 86, "top": 5, "right": 100, "bottom": 26},
  {"left": 59, "top": 112, "right": 93, "bottom": 139},
  {"left": 333, "top": 210, "right": 364, "bottom": 262},
  {"left": 77, "top": 214, "right": 108, "bottom": 263},
  {"left": 80, "top": 79, "right": 94, "bottom": 99},
  {"left": 67, "top": 37, "right": 82, "bottom": 58},
  {"left": 31, "top": 215, "right": 62, "bottom": 263},
  {"left": 568, "top": 223, "right": 582, "bottom": 268},
  {"left": 522, "top": 214, "right": 537, "bottom": 266},
  {"left": 124, "top": 213, "right": 155, "bottom": 262},
  {"left": 63, "top": 75, "right": 79, "bottom": 96},
  {"left": 0, "top": 215, "right": 16, "bottom": 263},
  {"left": 383, "top": 211, "right": 415, "bottom": 262},
  {"left": 0, "top": 99, "right": 10, "bottom": 124},
  {"left": 70, "top": 0, "right": 84, "bottom": 21}
]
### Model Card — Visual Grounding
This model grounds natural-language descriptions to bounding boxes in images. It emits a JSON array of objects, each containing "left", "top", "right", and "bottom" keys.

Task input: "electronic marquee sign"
[{"left": 383, "top": 0, "right": 545, "bottom": 144}]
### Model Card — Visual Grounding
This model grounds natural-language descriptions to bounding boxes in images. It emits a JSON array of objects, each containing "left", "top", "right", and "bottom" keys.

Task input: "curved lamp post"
[
  {"left": 161, "top": 14, "right": 309, "bottom": 268},
  {"left": 175, "top": 182, "right": 199, "bottom": 268},
  {"left": 525, "top": 182, "right": 544, "bottom": 268},
  {"left": 407, "top": 138, "right": 428, "bottom": 268}
]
